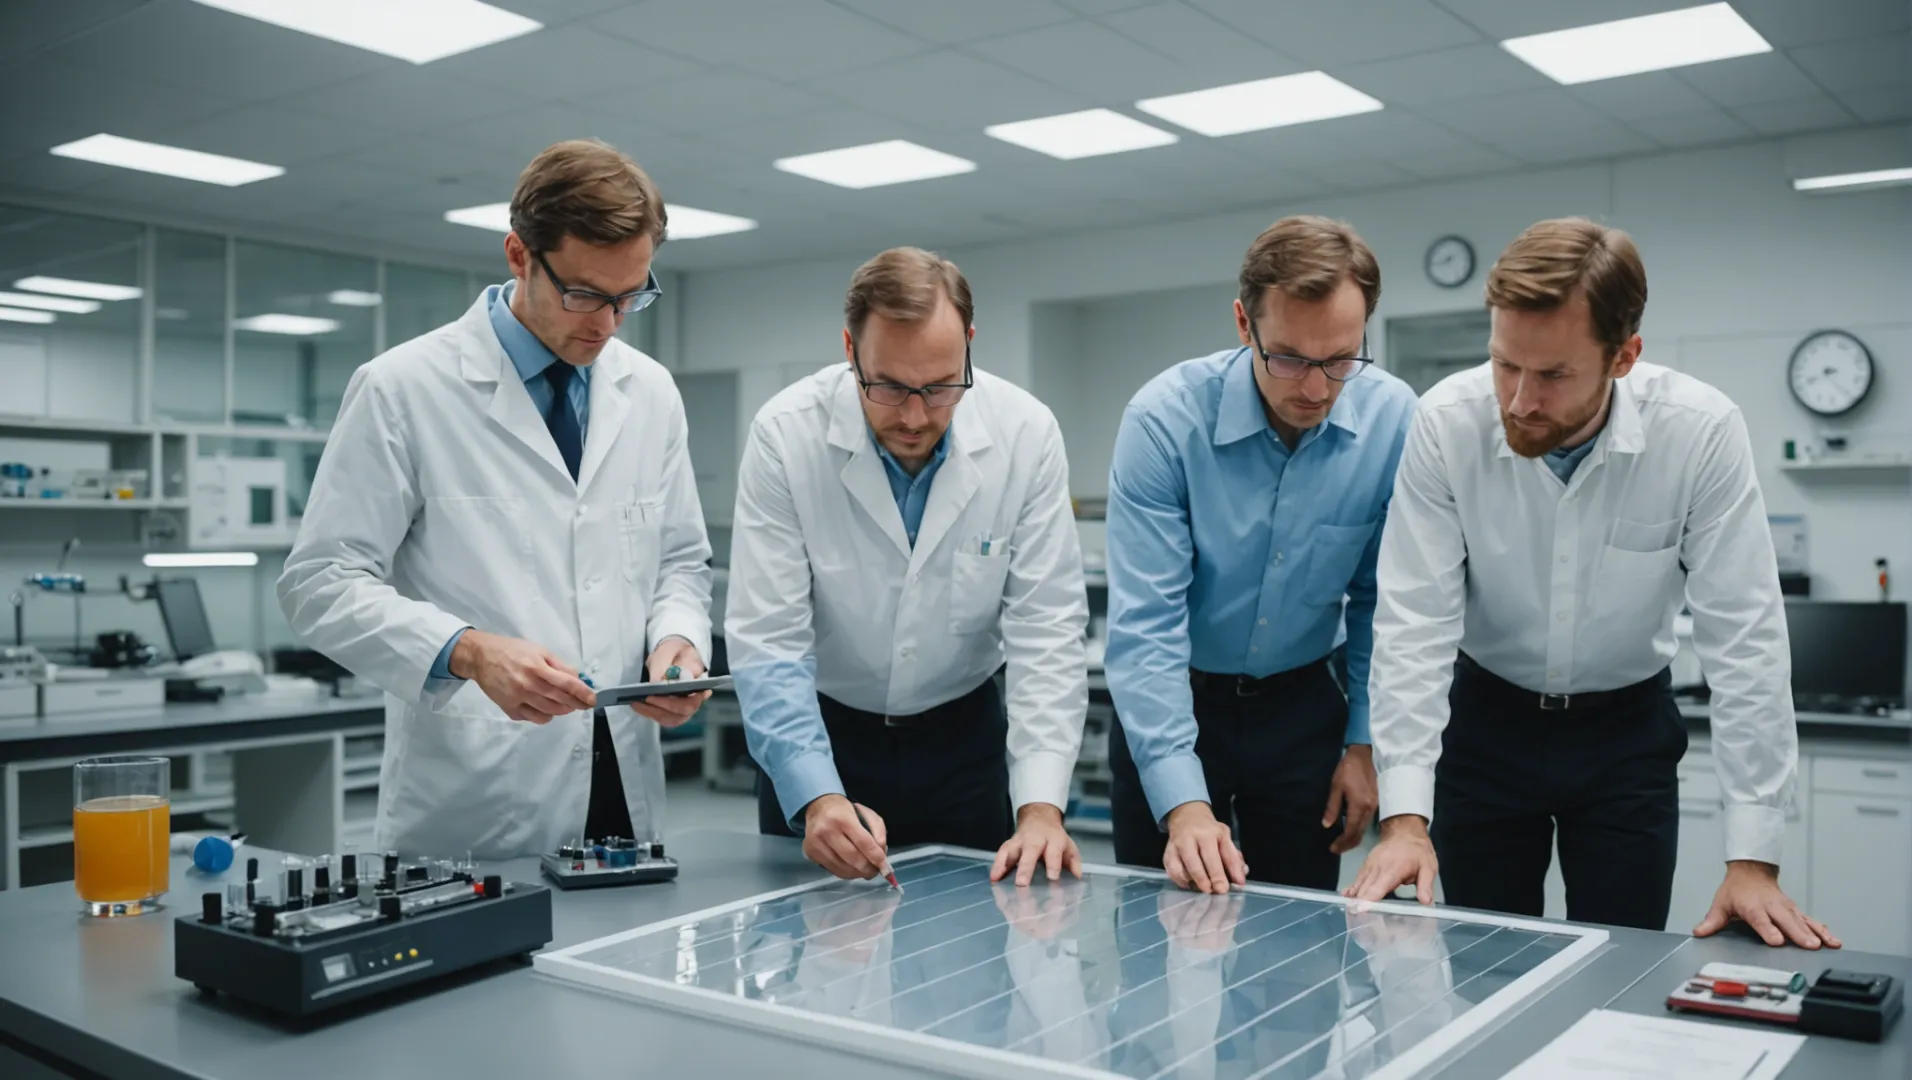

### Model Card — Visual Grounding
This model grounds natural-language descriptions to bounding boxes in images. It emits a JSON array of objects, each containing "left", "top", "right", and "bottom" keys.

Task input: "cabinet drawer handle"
[
  {"left": 1855, "top": 805, "right": 1903, "bottom": 817},
  {"left": 1860, "top": 769, "right": 1900, "bottom": 780}
]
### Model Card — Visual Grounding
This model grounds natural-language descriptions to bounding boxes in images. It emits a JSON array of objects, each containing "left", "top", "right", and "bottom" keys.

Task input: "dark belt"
[
  {"left": 1457, "top": 652, "right": 1668, "bottom": 711},
  {"left": 822, "top": 680, "right": 995, "bottom": 728},
  {"left": 1190, "top": 657, "right": 1330, "bottom": 699}
]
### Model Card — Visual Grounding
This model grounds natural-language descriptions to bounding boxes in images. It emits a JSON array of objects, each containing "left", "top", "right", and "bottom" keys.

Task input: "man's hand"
[
  {"left": 992, "top": 877, "right": 1086, "bottom": 940},
  {"left": 1344, "top": 815, "right": 1437, "bottom": 905},
  {"left": 1323, "top": 744, "right": 1379, "bottom": 855},
  {"left": 1157, "top": 888, "right": 1243, "bottom": 952},
  {"left": 1163, "top": 801, "right": 1249, "bottom": 894},
  {"left": 801, "top": 794, "right": 889, "bottom": 881},
  {"left": 449, "top": 629, "right": 595, "bottom": 724},
  {"left": 991, "top": 803, "right": 1083, "bottom": 885},
  {"left": 1694, "top": 860, "right": 1841, "bottom": 949},
  {"left": 632, "top": 637, "right": 711, "bottom": 728}
]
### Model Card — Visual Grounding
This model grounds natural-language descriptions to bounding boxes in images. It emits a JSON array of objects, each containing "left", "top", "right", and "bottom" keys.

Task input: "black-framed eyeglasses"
[
  {"left": 1249, "top": 324, "right": 1373, "bottom": 382},
  {"left": 851, "top": 340, "right": 973, "bottom": 409},
  {"left": 535, "top": 251, "right": 662, "bottom": 315}
]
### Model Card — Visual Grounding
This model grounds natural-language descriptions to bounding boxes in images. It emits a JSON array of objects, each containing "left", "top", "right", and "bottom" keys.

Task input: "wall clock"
[{"left": 1788, "top": 329, "right": 1874, "bottom": 416}]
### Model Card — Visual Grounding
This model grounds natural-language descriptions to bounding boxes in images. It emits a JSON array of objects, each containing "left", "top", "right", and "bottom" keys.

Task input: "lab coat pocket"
[
  {"left": 949, "top": 549, "right": 1011, "bottom": 635},
  {"left": 1302, "top": 519, "right": 1380, "bottom": 605},
  {"left": 1608, "top": 516, "right": 1682, "bottom": 553},
  {"left": 619, "top": 499, "right": 664, "bottom": 586}
]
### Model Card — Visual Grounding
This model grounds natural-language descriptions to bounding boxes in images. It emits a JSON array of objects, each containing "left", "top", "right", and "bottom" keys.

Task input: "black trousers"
[
  {"left": 1433, "top": 656, "right": 1685, "bottom": 930},
  {"left": 583, "top": 708, "right": 636, "bottom": 842},
  {"left": 1108, "top": 659, "right": 1347, "bottom": 891},
  {"left": 757, "top": 678, "right": 1014, "bottom": 850}
]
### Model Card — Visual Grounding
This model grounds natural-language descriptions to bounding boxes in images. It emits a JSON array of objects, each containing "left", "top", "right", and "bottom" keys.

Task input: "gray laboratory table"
[{"left": 0, "top": 829, "right": 1905, "bottom": 1080}]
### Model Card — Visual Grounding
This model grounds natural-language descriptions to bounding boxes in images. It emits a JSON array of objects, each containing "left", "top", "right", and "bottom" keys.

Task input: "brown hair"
[
  {"left": 844, "top": 247, "right": 974, "bottom": 343},
  {"left": 1485, "top": 217, "right": 1647, "bottom": 356},
  {"left": 1238, "top": 215, "right": 1381, "bottom": 320},
  {"left": 509, "top": 139, "right": 667, "bottom": 252}
]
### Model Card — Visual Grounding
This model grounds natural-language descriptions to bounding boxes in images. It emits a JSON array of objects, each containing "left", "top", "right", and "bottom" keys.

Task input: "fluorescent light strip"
[
  {"left": 233, "top": 314, "right": 340, "bottom": 335},
  {"left": 445, "top": 202, "right": 513, "bottom": 232},
  {"left": 190, "top": 0, "right": 541, "bottom": 64},
  {"left": 1501, "top": 3, "right": 1770, "bottom": 85},
  {"left": 1792, "top": 167, "right": 1912, "bottom": 193},
  {"left": 143, "top": 552, "right": 260, "bottom": 568},
  {"left": 1137, "top": 71, "right": 1383, "bottom": 137},
  {"left": 667, "top": 206, "right": 758, "bottom": 239},
  {"left": 0, "top": 307, "right": 56, "bottom": 324},
  {"left": 774, "top": 140, "right": 976, "bottom": 189},
  {"left": 0, "top": 291, "right": 100, "bottom": 313},
  {"left": 326, "top": 289, "right": 382, "bottom": 307},
  {"left": 14, "top": 276, "right": 142, "bottom": 301},
  {"left": 51, "top": 133, "right": 284, "bottom": 186},
  {"left": 986, "top": 108, "right": 1178, "bottom": 160}
]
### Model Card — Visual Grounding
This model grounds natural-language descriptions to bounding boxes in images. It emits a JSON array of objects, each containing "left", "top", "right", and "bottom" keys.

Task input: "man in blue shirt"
[{"left": 1104, "top": 216, "right": 1417, "bottom": 893}]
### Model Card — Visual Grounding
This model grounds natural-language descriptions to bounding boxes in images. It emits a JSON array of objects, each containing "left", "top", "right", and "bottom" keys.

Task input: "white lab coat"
[
  {"left": 725, "top": 363, "right": 1088, "bottom": 812},
  {"left": 277, "top": 292, "right": 712, "bottom": 859}
]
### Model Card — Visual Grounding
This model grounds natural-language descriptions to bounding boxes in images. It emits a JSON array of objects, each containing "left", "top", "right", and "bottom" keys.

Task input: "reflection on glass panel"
[
  {"left": 0, "top": 204, "right": 142, "bottom": 423},
  {"left": 153, "top": 228, "right": 227, "bottom": 424},
  {"left": 385, "top": 261, "right": 471, "bottom": 348},
  {"left": 196, "top": 436, "right": 323, "bottom": 521},
  {"left": 232, "top": 240, "right": 376, "bottom": 430}
]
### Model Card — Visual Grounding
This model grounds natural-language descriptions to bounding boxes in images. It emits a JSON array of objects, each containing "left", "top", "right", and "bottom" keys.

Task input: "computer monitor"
[
  {"left": 154, "top": 577, "right": 217, "bottom": 662},
  {"left": 1786, "top": 600, "right": 1908, "bottom": 704}
]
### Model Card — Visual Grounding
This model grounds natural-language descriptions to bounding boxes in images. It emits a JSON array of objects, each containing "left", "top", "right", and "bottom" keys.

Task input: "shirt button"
[
  {"left": 1559, "top": 555, "right": 1569, "bottom": 564},
  {"left": 1250, "top": 646, "right": 1259, "bottom": 653},
  {"left": 1258, "top": 618, "right": 1267, "bottom": 626},
  {"left": 577, "top": 504, "right": 588, "bottom": 517},
  {"left": 1557, "top": 612, "right": 1568, "bottom": 621},
  {"left": 1275, "top": 552, "right": 1285, "bottom": 562},
  {"left": 572, "top": 745, "right": 585, "bottom": 758}
]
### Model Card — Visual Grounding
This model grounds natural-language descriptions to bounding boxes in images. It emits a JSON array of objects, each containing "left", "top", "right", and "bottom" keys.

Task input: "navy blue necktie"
[{"left": 543, "top": 363, "right": 583, "bottom": 481}]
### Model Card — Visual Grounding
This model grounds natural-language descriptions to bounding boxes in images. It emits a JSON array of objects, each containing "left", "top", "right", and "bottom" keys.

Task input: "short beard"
[{"left": 1502, "top": 382, "right": 1611, "bottom": 458}]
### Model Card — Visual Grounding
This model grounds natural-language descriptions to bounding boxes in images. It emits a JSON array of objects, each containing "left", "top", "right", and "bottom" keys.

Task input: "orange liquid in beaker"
[{"left": 73, "top": 795, "right": 170, "bottom": 903}]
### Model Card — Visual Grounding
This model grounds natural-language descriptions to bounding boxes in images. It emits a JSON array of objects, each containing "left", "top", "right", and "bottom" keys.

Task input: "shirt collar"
[
  {"left": 487, "top": 282, "right": 588, "bottom": 387},
  {"left": 872, "top": 427, "right": 949, "bottom": 480},
  {"left": 1494, "top": 377, "right": 1644, "bottom": 460},
  {"left": 1214, "top": 346, "right": 1360, "bottom": 446}
]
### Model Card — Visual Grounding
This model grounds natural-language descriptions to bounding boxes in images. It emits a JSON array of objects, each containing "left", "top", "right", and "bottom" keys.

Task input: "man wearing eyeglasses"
[
  {"left": 280, "top": 139, "right": 714, "bottom": 859},
  {"left": 728, "top": 247, "right": 1091, "bottom": 887},
  {"left": 1104, "top": 216, "right": 1417, "bottom": 894}
]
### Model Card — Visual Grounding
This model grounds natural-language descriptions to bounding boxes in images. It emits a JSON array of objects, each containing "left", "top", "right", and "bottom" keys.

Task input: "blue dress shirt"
[
  {"left": 426, "top": 283, "right": 591, "bottom": 687},
  {"left": 1104, "top": 347, "right": 1417, "bottom": 823},
  {"left": 1543, "top": 434, "right": 1599, "bottom": 483},
  {"left": 875, "top": 431, "right": 949, "bottom": 547}
]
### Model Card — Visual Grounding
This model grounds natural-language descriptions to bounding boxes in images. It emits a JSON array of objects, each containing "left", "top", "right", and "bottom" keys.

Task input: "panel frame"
[{"left": 536, "top": 846, "right": 1609, "bottom": 1080}]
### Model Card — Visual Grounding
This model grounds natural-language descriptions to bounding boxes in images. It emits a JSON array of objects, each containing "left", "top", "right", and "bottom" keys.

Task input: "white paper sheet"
[{"left": 1501, "top": 1009, "right": 1805, "bottom": 1080}]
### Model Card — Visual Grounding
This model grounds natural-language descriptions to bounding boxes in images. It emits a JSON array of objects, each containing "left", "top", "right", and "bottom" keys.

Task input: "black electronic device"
[
  {"left": 540, "top": 836, "right": 678, "bottom": 890},
  {"left": 592, "top": 675, "right": 733, "bottom": 708},
  {"left": 153, "top": 577, "right": 217, "bottom": 662},
  {"left": 1786, "top": 600, "right": 1908, "bottom": 708},
  {"left": 175, "top": 851, "right": 552, "bottom": 1018},
  {"left": 1799, "top": 969, "right": 1902, "bottom": 1042}
]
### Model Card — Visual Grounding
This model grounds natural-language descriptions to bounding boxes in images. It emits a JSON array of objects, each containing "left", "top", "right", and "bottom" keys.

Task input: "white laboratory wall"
[{"left": 674, "top": 130, "right": 1911, "bottom": 601}]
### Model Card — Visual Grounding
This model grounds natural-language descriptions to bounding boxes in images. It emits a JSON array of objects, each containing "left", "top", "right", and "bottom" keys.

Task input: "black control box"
[
  {"left": 540, "top": 837, "right": 678, "bottom": 890},
  {"left": 1800, "top": 969, "right": 1902, "bottom": 1042},
  {"left": 175, "top": 852, "right": 552, "bottom": 1018}
]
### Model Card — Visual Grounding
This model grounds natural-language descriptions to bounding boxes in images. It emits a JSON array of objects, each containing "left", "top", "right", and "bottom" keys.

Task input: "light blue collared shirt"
[
  {"left": 426, "top": 282, "right": 592, "bottom": 687},
  {"left": 1104, "top": 347, "right": 1417, "bottom": 824},
  {"left": 1543, "top": 433, "right": 1599, "bottom": 482},
  {"left": 874, "top": 430, "right": 949, "bottom": 547}
]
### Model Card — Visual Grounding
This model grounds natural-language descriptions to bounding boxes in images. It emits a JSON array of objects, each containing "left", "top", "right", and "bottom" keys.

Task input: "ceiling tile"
[
  {"left": 42, "top": 0, "right": 393, "bottom": 103},
  {"left": 1836, "top": 84, "right": 1912, "bottom": 124},
  {"left": 807, "top": 50, "right": 1091, "bottom": 132},
  {"left": 428, "top": 23, "right": 701, "bottom": 98},
  {"left": 0, "top": 58, "right": 238, "bottom": 161},
  {"left": 1733, "top": 95, "right": 1861, "bottom": 136},
  {"left": 1101, "top": 3, "right": 1305, "bottom": 72},
  {"left": 1679, "top": 53, "right": 1825, "bottom": 108},
  {"left": 1191, "top": 0, "right": 1483, "bottom": 66},
  {"left": 965, "top": 20, "right": 1216, "bottom": 100},
  {"left": 1412, "top": 86, "right": 1615, "bottom": 141},
  {"left": 1625, "top": 107, "right": 1758, "bottom": 147},
  {"left": 328, "top": 136, "right": 525, "bottom": 183},
  {"left": 1394, "top": 144, "right": 1525, "bottom": 179},
  {"left": 0, "top": 0, "right": 146, "bottom": 67},
  {"left": 1731, "top": 0, "right": 1909, "bottom": 49},
  {"left": 695, "top": 106, "right": 915, "bottom": 158},
  {"left": 1333, "top": 43, "right": 1553, "bottom": 104},
  {"left": 441, "top": 104, "right": 672, "bottom": 163},
  {"left": 493, "top": 0, "right": 649, "bottom": 26},
  {"left": 830, "top": 0, "right": 1079, "bottom": 44},
  {"left": 1489, "top": 122, "right": 1658, "bottom": 164},
  {"left": 1569, "top": 71, "right": 1720, "bottom": 122},
  {"left": 1224, "top": 108, "right": 1483, "bottom": 164},
  {"left": 1788, "top": 33, "right": 1912, "bottom": 94},
  {"left": 161, "top": 104, "right": 398, "bottom": 167},
  {"left": 634, "top": 71, "right": 838, "bottom": 135},
  {"left": 1054, "top": 0, "right": 1158, "bottom": 14},
  {"left": 276, "top": 67, "right": 526, "bottom": 136},
  {"left": 1426, "top": 0, "right": 1694, "bottom": 40},
  {"left": 591, "top": 0, "right": 929, "bottom": 80}
]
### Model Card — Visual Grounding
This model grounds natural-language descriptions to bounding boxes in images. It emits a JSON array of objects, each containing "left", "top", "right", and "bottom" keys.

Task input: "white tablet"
[{"left": 593, "top": 675, "right": 733, "bottom": 708}]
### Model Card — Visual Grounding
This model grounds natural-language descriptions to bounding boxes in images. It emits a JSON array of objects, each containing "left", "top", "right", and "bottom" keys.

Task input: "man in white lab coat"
[
  {"left": 279, "top": 140, "right": 714, "bottom": 860},
  {"left": 728, "top": 247, "right": 1090, "bottom": 886},
  {"left": 1348, "top": 218, "right": 1836, "bottom": 950}
]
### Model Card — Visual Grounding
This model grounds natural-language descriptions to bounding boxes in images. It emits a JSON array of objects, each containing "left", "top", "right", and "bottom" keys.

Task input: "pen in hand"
[{"left": 853, "top": 805, "right": 901, "bottom": 891}]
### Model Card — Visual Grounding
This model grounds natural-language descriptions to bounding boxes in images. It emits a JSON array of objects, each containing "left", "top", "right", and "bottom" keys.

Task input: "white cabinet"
[
  {"left": 1809, "top": 753, "right": 1912, "bottom": 957},
  {"left": 1669, "top": 800, "right": 1726, "bottom": 933}
]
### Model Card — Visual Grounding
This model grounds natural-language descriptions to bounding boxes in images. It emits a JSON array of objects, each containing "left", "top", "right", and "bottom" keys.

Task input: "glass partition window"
[
  {"left": 385, "top": 261, "right": 471, "bottom": 348},
  {"left": 152, "top": 229, "right": 228, "bottom": 424},
  {"left": 232, "top": 241, "right": 376, "bottom": 429},
  {"left": 0, "top": 206, "right": 141, "bottom": 423}
]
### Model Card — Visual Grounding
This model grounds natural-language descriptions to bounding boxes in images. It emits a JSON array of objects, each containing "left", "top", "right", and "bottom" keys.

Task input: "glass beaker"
[{"left": 73, "top": 756, "right": 170, "bottom": 916}]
